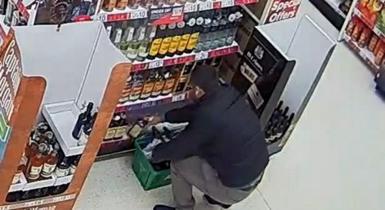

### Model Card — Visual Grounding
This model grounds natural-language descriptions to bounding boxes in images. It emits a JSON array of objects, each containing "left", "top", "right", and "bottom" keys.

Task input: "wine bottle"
[{"left": 72, "top": 102, "right": 94, "bottom": 140}]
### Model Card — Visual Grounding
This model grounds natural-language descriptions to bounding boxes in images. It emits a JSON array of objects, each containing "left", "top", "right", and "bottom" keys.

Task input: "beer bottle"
[
  {"left": 148, "top": 25, "right": 166, "bottom": 59},
  {"left": 168, "top": 21, "right": 183, "bottom": 56},
  {"left": 176, "top": 14, "right": 194, "bottom": 55},
  {"left": 113, "top": 112, "right": 128, "bottom": 140},
  {"left": 116, "top": 0, "right": 129, "bottom": 10},
  {"left": 186, "top": 12, "right": 203, "bottom": 53},
  {"left": 129, "top": 73, "right": 144, "bottom": 101},
  {"left": 140, "top": 70, "right": 156, "bottom": 100},
  {"left": 138, "top": 24, "right": 156, "bottom": 61},
  {"left": 102, "top": 0, "right": 117, "bottom": 11},
  {"left": 119, "top": 75, "right": 133, "bottom": 103},
  {"left": 158, "top": 23, "right": 175, "bottom": 58},
  {"left": 161, "top": 67, "right": 178, "bottom": 95},
  {"left": 26, "top": 144, "right": 47, "bottom": 181},
  {"left": 104, "top": 114, "right": 120, "bottom": 141},
  {"left": 151, "top": 68, "right": 166, "bottom": 97}
]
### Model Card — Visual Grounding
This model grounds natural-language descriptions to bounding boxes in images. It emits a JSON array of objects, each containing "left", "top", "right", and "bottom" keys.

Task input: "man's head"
[{"left": 190, "top": 65, "right": 220, "bottom": 101}]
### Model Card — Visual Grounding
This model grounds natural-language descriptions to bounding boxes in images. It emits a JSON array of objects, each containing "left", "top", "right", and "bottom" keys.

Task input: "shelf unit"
[
  {"left": 344, "top": 3, "right": 385, "bottom": 74},
  {"left": 131, "top": 43, "right": 239, "bottom": 72},
  {"left": 10, "top": 174, "right": 74, "bottom": 192},
  {"left": 116, "top": 89, "right": 191, "bottom": 112},
  {"left": 325, "top": 0, "right": 347, "bottom": 18},
  {"left": 96, "top": 0, "right": 256, "bottom": 22}
]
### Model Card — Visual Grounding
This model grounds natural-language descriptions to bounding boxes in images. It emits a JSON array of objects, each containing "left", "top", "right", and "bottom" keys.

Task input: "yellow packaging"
[
  {"left": 186, "top": 32, "right": 199, "bottom": 50},
  {"left": 177, "top": 34, "right": 190, "bottom": 52},
  {"left": 149, "top": 38, "right": 162, "bottom": 57},
  {"left": 158, "top": 37, "right": 172, "bottom": 55},
  {"left": 168, "top": 36, "right": 181, "bottom": 54}
]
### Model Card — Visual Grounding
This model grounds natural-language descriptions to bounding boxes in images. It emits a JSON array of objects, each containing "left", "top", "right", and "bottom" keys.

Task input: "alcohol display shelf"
[
  {"left": 9, "top": 173, "right": 73, "bottom": 192},
  {"left": 353, "top": 7, "right": 385, "bottom": 42},
  {"left": 325, "top": 0, "right": 346, "bottom": 18},
  {"left": 131, "top": 42, "right": 239, "bottom": 72},
  {"left": 96, "top": 0, "right": 255, "bottom": 22},
  {"left": 115, "top": 90, "right": 190, "bottom": 112},
  {"left": 345, "top": 35, "right": 379, "bottom": 74},
  {"left": 9, "top": 173, "right": 27, "bottom": 192},
  {"left": 42, "top": 101, "right": 85, "bottom": 156}
]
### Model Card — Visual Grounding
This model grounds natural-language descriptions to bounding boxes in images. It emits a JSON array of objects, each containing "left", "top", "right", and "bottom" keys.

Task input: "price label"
[
  {"left": 196, "top": 51, "right": 209, "bottom": 60},
  {"left": 172, "top": 93, "right": 186, "bottom": 102},
  {"left": 213, "top": 1, "right": 222, "bottom": 9},
  {"left": 107, "top": 13, "right": 129, "bottom": 22},
  {"left": 172, "top": 6, "right": 184, "bottom": 16},
  {"left": 164, "top": 58, "right": 178, "bottom": 66},
  {"left": 221, "top": 0, "right": 234, "bottom": 7},
  {"left": 131, "top": 8, "right": 147, "bottom": 19},
  {"left": 234, "top": 0, "right": 255, "bottom": 5},
  {"left": 148, "top": 60, "right": 164, "bottom": 69},
  {"left": 199, "top": 0, "right": 213, "bottom": 11},
  {"left": 184, "top": 2, "right": 198, "bottom": 12},
  {"left": 97, "top": 14, "right": 107, "bottom": 22}
]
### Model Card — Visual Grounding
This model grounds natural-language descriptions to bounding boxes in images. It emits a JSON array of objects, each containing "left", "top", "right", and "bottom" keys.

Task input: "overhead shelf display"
[
  {"left": 309, "top": 0, "right": 353, "bottom": 29},
  {"left": 344, "top": 0, "right": 385, "bottom": 74}
]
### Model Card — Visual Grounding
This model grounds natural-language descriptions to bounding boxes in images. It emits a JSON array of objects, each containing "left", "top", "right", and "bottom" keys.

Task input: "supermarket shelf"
[
  {"left": 9, "top": 173, "right": 27, "bottom": 192},
  {"left": 9, "top": 173, "right": 73, "bottom": 192},
  {"left": 345, "top": 35, "right": 380, "bottom": 74},
  {"left": 96, "top": 0, "right": 255, "bottom": 22},
  {"left": 42, "top": 101, "right": 85, "bottom": 156},
  {"left": 96, "top": 148, "right": 135, "bottom": 162},
  {"left": 115, "top": 90, "right": 190, "bottom": 112},
  {"left": 325, "top": 0, "right": 346, "bottom": 18},
  {"left": 23, "top": 175, "right": 56, "bottom": 191},
  {"left": 131, "top": 42, "right": 239, "bottom": 72},
  {"left": 353, "top": 7, "right": 385, "bottom": 45}
]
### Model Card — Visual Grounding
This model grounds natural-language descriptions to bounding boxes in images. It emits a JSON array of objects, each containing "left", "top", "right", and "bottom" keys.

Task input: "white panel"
[
  {"left": 14, "top": 22, "right": 100, "bottom": 104},
  {"left": 280, "top": 16, "right": 335, "bottom": 114},
  {"left": 75, "top": 22, "right": 127, "bottom": 108}
]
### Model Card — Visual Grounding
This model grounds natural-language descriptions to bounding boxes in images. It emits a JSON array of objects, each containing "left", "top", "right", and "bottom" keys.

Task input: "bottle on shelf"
[
  {"left": 79, "top": 112, "right": 98, "bottom": 146},
  {"left": 167, "top": 21, "right": 183, "bottom": 57},
  {"left": 196, "top": 10, "right": 213, "bottom": 52},
  {"left": 72, "top": 102, "right": 94, "bottom": 140},
  {"left": 41, "top": 148, "right": 59, "bottom": 178},
  {"left": 119, "top": 75, "right": 133, "bottom": 103},
  {"left": 127, "top": 19, "right": 147, "bottom": 61},
  {"left": 140, "top": 70, "right": 156, "bottom": 100},
  {"left": 158, "top": 23, "right": 175, "bottom": 58},
  {"left": 148, "top": 24, "right": 166, "bottom": 59},
  {"left": 137, "top": 24, "right": 156, "bottom": 61},
  {"left": 175, "top": 63, "right": 193, "bottom": 92},
  {"left": 69, "top": 156, "right": 81, "bottom": 175},
  {"left": 113, "top": 112, "right": 128, "bottom": 140},
  {"left": 104, "top": 113, "right": 120, "bottom": 141},
  {"left": 112, "top": 23, "right": 124, "bottom": 47},
  {"left": 161, "top": 67, "right": 178, "bottom": 95},
  {"left": 49, "top": 184, "right": 69, "bottom": 195},
  {"left": 102, "top": 0, "right": 117, "bottom": 11},
  {"left": 55, "top": 157, "right": 70, "bottom": 178},
  {"left": 26, "top": 143, "right": 47, "bottom": 181},
  {"left": 177, "top": 14, "right": 195, "bottom": 55},
  {"left": 129, "top": 73, "right": 145, "bottom": 101},
  {"left": 151, "top": 69, "right": 166, "bottom": 98},
  {"left": 12, "top": 155, "right": 27, "bottom": 184},
  {"left": 186, "top": 12, "right": 203, "bottom": 53},
  {"left": 116, "top": 0, "right": 129, "bottom": 10}
]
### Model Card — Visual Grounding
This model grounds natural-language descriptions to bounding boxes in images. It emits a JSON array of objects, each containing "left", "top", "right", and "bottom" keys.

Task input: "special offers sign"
[
  {"left": 0, "top": 31, "right": 23, "bottom": 161},
  {"left": 266, "top": 0, "right": 301, "bottom": 23}
]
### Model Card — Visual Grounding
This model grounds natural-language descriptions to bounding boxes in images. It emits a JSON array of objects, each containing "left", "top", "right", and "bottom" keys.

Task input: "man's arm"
[
  {"left": 151, "top": 126, "right": 206, "bottom": 163},
  {"left": 164, "top": 103, "right": 197, "bottom": 123}
]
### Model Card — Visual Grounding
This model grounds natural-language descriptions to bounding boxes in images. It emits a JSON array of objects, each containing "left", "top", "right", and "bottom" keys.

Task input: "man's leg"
[{"left": 170, "top": 160, "right": 195, "bottom": 210}]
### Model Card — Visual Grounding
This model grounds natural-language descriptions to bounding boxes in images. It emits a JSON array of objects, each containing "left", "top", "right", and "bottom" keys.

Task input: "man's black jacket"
[{"left": 152, "top": 71, "right": 269, "bottom": 188}]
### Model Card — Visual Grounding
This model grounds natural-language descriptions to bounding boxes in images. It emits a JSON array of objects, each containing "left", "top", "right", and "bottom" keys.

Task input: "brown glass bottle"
[
  {"left": 151, "top": 68, "right": 165, "bottom": 97},
  {"left": 161, "top": 67, "right": 178, "bottom": 95},
  {"left": 103, "top": 0, "right": 117, "bottom": 12},
  {"left": 41, "top": 149, "right": 58, "bottom": 178},
  {"left": 26, "top": 144, "right": 47, "bottom": 181},
  {"left": 119, "top": 75, "right": 133, "bottom": 103},
  {"left": 167, "top": 21, "right": 183, "bottom": 57},
  {"left": 140, "top": 70, "right": 156, "bottom": 100},
  {"left": 129, "top": 73, "right": 144, "bottom": 101}
]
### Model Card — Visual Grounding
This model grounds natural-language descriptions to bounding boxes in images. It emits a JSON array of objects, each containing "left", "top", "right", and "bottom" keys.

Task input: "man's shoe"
[
  {"left": 203, "top": 195, "right": 232, "bottom": 209},
  {"left": 153, "top": 204, "right": 176, "bottom": 210}
]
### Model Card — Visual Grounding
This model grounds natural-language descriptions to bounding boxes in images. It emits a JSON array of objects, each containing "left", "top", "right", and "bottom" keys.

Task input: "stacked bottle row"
[
  {"left": 104, "top": 114, "right": 155, "bottom": 141},
  {"left": 265, "top": 101, "right": 294, "bottom": 144},
  {"left": 102, "top": 0, "right": 213, "bottom": 11},
  {"left": 119, "top": 62, "right": 195, "bottom": 103},
  {"left": 7, "top": 122, "right": 81, "bottom": 202},
  {"left": 106, "top": 7, "right": 243, "bottom": 61}
]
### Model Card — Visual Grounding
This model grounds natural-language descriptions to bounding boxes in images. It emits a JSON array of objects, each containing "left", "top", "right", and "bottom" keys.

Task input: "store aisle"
[
  {"left": 74, "top": 156, "right": 270, "bottom": 210},
  {"left": 257, "top": 43, "right": 385, "bottom": 210}
]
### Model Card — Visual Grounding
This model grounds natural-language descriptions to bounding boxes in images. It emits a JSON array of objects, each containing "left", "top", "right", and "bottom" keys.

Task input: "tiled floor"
[{"left": 74, "top": 155, "right": 271, "bottom": 210}]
